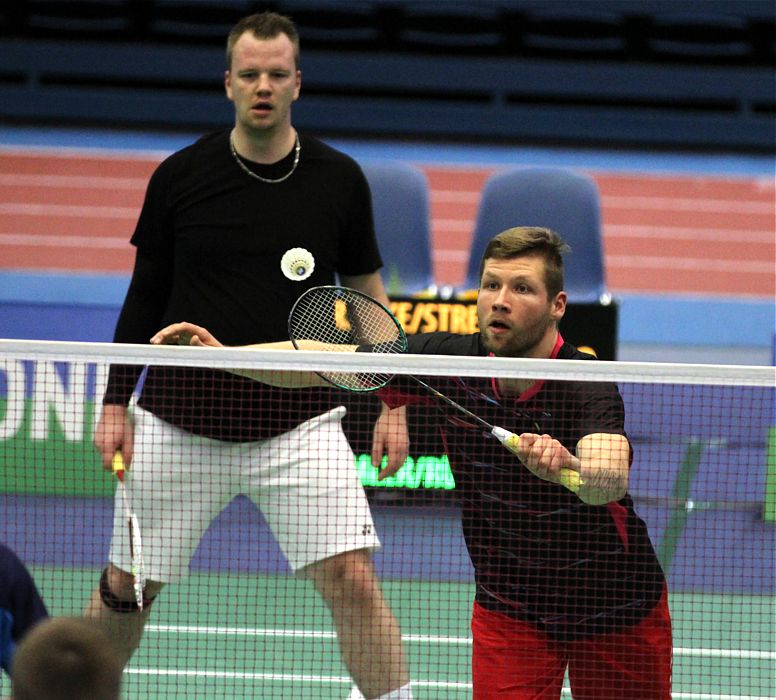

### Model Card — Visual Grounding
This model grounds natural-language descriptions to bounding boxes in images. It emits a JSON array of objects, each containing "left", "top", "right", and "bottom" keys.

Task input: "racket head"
[{"left": 288, "top": 285, "right": 407, "bottom": 391}]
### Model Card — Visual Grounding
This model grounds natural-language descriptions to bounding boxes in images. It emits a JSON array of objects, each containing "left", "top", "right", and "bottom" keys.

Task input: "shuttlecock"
[{"left": 280, "top": 247, "right": 315, "bottom": 281}]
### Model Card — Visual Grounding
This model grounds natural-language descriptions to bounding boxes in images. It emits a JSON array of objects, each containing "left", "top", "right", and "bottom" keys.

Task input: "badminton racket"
[
  {"left": 112, "top": 452, "right": 147, "bottom": 609},
  {"left": 288, "top": 286, "right": 583, "bottom": 493}
]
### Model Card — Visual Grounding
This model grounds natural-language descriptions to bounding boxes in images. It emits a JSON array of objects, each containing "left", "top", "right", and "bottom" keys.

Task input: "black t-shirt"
[
  {"left": 384, "top": 332, "right": 666, "bottom": 641},
  {"left": 104, "top": 131, "right": 382, "bottom": 441}
]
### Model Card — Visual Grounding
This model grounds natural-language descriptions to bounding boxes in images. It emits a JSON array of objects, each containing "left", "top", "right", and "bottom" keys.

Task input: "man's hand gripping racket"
[
  {"left": 493, "top": 428, "right": 583, "bottom": 493},
  {"left": 112, "top": 452, "right": 147, "bottom": 609},
  {"left": 288, "top": 286, "right": 584, "bottom": 493},
  {"left": 403, "top": 381, "right": 583, "bottom": 493}
]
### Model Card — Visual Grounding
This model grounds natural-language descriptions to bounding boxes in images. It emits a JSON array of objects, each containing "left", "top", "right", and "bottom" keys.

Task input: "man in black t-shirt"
[
  {"left": 86, "top": 12, "right": 412, "bottom": 700},
  {"left": 155, "top": 226, "right": 672, "bottom": 699}
]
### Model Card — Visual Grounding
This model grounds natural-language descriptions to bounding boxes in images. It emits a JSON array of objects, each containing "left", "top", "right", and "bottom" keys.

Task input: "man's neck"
[
  {"left": 494, "top": 330, "right": 561, "bottom": 398},
  {"left": 496, "top": 377, "right": 534, "bottom": 397},
  {"left": 232, "top": 125, "right": 296, "bottom": 164}
]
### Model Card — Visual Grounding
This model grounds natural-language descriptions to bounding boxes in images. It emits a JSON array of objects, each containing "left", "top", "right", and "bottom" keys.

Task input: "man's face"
[
  {"left": 476, "top": 254, "right": 566, "bottom": 358},
  {"left": 225, "top": 32, "right": 301, "bottom": 135}
]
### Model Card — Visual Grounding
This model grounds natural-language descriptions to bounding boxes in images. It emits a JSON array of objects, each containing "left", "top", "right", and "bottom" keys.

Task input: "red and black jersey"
[{"left": 381, "top": 332, "right": 666, "bottom": 641}]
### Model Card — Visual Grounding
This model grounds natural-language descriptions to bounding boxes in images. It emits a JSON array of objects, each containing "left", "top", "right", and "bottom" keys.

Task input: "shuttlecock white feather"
[{"left": 280, "top": 247, "right": 315, "bottom": 281}]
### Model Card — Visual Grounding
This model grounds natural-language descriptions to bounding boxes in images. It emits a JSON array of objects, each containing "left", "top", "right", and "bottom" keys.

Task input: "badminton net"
[{"left": 0, "top": 338, "right": 773, "bottom": 699}]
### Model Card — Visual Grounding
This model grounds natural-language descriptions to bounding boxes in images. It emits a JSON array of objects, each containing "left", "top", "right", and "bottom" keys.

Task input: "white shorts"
[{"left": 109, "top": 405, "right": 380, "bottom": 582}]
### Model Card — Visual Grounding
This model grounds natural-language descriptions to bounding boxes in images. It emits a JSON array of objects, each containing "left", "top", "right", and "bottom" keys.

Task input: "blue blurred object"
[
  {"left": 360, "top": 160, "right": 435, "bottom": 296},
  {"left": 463, "top": 166, "right": 608, "bottom": 303}
]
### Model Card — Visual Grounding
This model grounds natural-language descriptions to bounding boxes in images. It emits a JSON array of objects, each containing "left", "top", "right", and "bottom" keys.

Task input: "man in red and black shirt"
[{"left": 378, "top": 226, "right": 670, "bottom": 699}]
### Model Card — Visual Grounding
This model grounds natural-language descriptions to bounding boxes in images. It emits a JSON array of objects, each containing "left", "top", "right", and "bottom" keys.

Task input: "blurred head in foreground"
[{"left": 12, "top": 617, "right": 122, "bottom": 700}]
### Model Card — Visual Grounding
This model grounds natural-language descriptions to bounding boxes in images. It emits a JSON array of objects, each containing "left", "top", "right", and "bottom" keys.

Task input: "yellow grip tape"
[{"left": 112, "top": 452, "right": 125, "bottom": 475}]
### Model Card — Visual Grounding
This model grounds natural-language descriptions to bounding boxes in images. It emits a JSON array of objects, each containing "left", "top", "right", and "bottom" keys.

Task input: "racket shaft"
[
  {"left": 119, "top": 482, "right": 132, "bottom": 521},
  {"left": 411, "top": 379, "right": 583, "bottom": 493},
  {"left": 412, "top": 377, "right": 494, "bottom": 431}
]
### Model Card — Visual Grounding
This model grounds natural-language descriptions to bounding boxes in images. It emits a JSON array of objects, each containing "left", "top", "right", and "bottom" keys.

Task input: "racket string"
[{"left": 289, "top": 287, "right": 406, "bottom": 391}]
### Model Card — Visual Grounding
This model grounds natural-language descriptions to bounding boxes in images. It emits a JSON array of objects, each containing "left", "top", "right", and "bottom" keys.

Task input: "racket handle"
[
  {"left": 492, "top": 427, "right": 584, "bottom": 494},
  {"left": 112, "top": 452, "right": 125, "bottom": 481}
]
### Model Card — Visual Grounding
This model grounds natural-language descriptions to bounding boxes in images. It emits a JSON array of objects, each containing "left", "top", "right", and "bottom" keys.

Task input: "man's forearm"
[
  {"left": 228, "top": 367, "right": 325, "bottom": 387},
  {"left": 576, "top": 433, "right": 630, "bottom": 505}
]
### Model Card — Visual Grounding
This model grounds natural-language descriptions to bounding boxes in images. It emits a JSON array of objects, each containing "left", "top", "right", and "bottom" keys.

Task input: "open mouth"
[{"left": 488, "top": 319, "right": 510, "bottom": 331}]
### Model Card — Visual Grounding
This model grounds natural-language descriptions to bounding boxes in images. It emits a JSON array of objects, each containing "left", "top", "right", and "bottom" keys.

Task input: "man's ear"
[
  {"left": 224, "top": 70, "right": 233, "bottom": 100},
  {"left": 293, "top": 69, "right": 301, "bottom": 101},
  {"left": 551, "top": 291, "right": 567, "bottom": 322}
]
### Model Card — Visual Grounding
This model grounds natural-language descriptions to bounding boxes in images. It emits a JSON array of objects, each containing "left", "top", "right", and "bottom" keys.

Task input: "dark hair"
[
  {"left": 226, "top": 12, "right": 300, "bottom": 70},
  {"left": 478, "top": 226, "right": 569, "bottom": 298}
]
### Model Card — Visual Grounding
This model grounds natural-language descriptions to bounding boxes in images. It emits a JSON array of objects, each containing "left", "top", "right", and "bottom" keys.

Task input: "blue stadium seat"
[
  {"left": 463, "top": 167, "right": 608, "bottom": 303},
  {"left": 360, "top": 160, "right": 434, "bottom": 296}
]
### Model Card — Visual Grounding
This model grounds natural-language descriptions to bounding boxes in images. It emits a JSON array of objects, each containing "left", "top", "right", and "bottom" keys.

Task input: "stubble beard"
[{"left": 482, "top": 314, "right": 556, "bottom": 358}]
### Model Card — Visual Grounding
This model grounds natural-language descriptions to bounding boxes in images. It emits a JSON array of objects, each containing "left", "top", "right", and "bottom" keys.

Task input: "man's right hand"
[
  {"left": 150, "top": 322, "right": 223, "bottom": 347},
  {"left": 94, "top": 404, "right": 134, "bottom": 470}
]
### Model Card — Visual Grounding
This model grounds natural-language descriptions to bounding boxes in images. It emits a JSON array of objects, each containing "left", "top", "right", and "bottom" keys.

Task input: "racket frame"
[{"left": 288, "top": 285, "right": 407, "bottom": 392}]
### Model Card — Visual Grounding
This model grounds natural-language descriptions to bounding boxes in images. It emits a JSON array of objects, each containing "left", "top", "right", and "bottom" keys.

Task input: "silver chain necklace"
[{"left": 229, "top": 131, "right": 300, "bottom": 184}]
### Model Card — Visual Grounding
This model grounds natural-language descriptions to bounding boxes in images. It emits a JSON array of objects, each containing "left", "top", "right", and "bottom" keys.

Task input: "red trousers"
[{"left": 471, "top": 588, "right": 672, "bottom": 699}]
